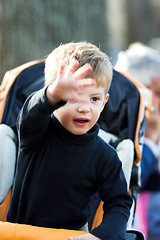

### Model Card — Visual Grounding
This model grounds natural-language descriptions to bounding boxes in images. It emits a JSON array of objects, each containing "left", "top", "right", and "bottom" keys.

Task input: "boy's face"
[{"left": 54, "top": 85, "right": 109, "bottom": 135}]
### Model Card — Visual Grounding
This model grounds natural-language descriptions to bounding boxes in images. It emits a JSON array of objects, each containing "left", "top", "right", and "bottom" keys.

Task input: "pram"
[{"left": 0, "top": 59, "right": 151, "bottom": 239}]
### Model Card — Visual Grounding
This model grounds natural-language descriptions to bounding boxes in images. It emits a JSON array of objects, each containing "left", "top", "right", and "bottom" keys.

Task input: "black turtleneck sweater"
[{"left": 7, "top": 87, "right": 132, "bottom": 240}]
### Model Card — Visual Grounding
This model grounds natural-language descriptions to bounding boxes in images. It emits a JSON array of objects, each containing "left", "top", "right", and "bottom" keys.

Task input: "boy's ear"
[
  {"left": 103, "top": 93, "right": 109, "bottom": 106},
  {"left": 105, "top": 93, "right": 109, "bottom": 103},
  {"left": 101, "top": 94, "right": 109, "bottom": 112}
]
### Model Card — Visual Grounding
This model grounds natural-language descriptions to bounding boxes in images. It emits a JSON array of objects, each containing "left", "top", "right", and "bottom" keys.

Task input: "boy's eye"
[{"left": 91, "top": 97, "right": 99, "bottom": 102}]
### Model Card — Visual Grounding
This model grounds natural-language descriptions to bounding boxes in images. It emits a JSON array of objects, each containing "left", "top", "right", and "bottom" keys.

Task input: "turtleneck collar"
[{"left": 51, "top": 115, "right": 99, "bottom": 146}]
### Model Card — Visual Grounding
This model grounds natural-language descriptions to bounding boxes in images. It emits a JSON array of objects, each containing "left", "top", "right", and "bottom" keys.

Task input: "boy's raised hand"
[{"left": 47, "top": 59, "right": 96, "bottom": 104}]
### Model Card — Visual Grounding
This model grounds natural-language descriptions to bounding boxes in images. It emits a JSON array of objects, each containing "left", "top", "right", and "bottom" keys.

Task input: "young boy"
[{"left": 7, "top": 42, "right": 132, "bottom": 240}]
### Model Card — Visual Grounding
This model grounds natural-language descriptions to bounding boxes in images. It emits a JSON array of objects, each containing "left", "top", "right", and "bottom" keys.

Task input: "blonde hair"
[{"left": 45, "top": 42, "right": 113, "bottom": 93}]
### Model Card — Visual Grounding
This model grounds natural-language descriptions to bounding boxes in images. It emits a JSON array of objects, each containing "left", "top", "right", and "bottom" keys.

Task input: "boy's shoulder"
[
  {"left": 96, "top": 134, "right": 118, "bottom": 157},
  {"left": 93, "top": 134, "right": 122, "bottom": 173}
]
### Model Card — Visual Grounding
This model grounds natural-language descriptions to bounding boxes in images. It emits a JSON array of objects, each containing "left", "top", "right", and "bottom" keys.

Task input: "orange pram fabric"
[
  {"left": 0, "top": 221, "right": 86, "bottom": 240},
  {"left": 0, "top": 189, "right": 11, "bottom": 222}
]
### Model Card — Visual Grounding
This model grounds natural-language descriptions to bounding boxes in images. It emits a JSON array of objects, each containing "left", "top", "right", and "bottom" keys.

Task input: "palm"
[{"left": 54, "top": 59, "right": 96, "bottom": 102}]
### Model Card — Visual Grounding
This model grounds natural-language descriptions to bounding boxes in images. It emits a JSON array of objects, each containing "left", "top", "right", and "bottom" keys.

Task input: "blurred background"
[{"left": 0, "top": 0, "right": 160, "bottom": 82}]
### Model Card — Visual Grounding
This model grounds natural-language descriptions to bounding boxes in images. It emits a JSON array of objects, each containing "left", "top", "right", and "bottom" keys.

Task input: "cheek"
[
  {"left": 60, "top": 107, "right": 74, "bottom": 124},
  {"left": 95, "top": 105, "right": 105, "bottom": 121},
  {"left": 91, "top": 108, "right": 102, "bottom": 122}
]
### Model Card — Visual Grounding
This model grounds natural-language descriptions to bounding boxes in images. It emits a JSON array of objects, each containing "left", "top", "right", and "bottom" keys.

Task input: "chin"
[{"left": 72, "top": 129, "right": 88, "bottom": 135}]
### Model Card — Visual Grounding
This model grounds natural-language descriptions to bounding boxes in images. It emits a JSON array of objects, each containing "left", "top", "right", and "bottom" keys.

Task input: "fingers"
[
  {"left": 74, "top": 63, "right": 93, "bottom": 80},
  {"left": 69, "top": 233, "right": 101, "bottom": 240},
  {"left": 57, "top": 63, "right": 65, "bottom": 79},
  {"left": 66, "top": 59, "right": 80, "bottom": 75},
  {"left": 69, "top": 237, "right": 77, "bottom": 240},
  {"left": 69, "top": 236, "right": 83, "bottom": 240},
  {"left": 57, "top": 59, "right": 79, "bottom": 79},
  {"left": 64, "top": 59, "right": 95, "bottom": 91},
  {"left": 78, "top": 78, "right": 96, "bottom": 89},
  {"left": 66, "top": 58, "right": 93, "bottom": 79}
]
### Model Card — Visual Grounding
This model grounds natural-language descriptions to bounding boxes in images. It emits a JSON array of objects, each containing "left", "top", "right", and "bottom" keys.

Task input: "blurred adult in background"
[
  {"left": 148, "top": 38, "right": 160, "bottom": 53},
  {"left": 115, "top": 42, "right": 160, "bottom": 240}
]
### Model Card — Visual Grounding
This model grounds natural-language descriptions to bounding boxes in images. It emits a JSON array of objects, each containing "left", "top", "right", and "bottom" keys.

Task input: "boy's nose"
[{"left": 77, "top": 104, "right": 90, "bottom": 113}]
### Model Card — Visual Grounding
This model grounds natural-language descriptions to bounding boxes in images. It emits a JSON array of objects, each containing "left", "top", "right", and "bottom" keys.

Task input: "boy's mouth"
[{"left": 74, "top": 118, "right": 89, "bottom": 126}]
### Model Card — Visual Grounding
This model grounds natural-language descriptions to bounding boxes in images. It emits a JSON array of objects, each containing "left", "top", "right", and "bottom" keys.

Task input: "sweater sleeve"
[
  {"left": 17, "top": 86, "right": 66, "bottom": 147},
  {"left": 90, "top": 152, "right": 133, "bottom": 240}
]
